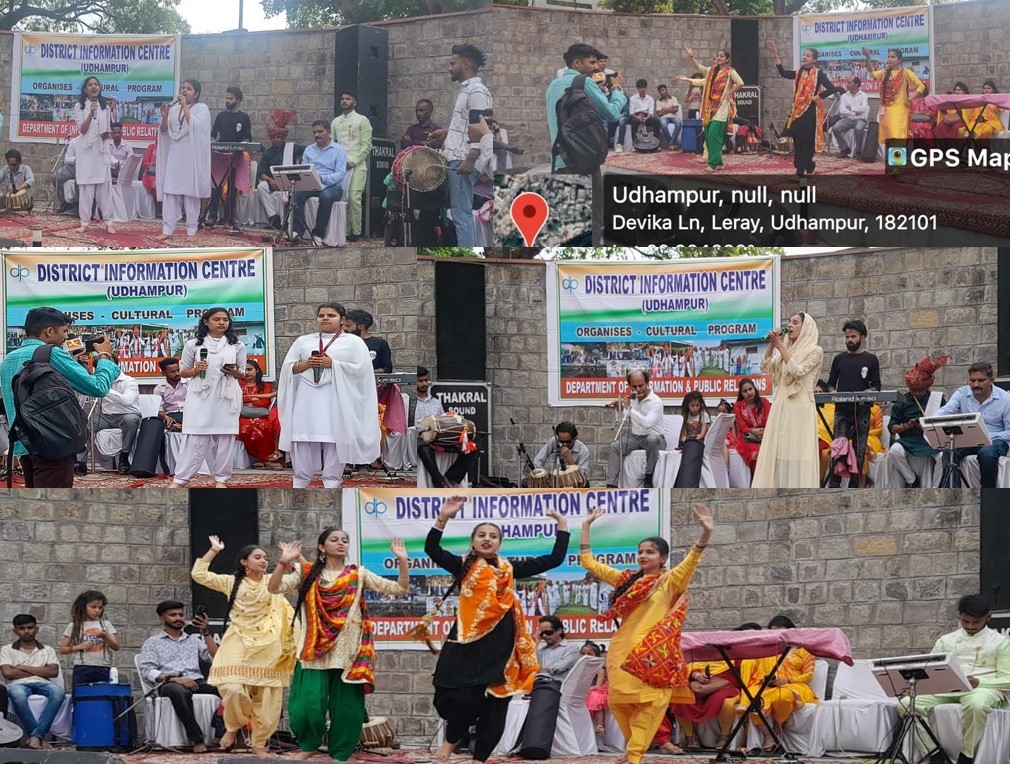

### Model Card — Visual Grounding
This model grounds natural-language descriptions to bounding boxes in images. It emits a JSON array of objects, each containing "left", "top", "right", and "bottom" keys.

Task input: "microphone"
[
  {"left": 198, "top": 347, "right": 208, "bottom": 379},
  {"left": 310, "top": 351, "right": 322, "bottom": 383}
]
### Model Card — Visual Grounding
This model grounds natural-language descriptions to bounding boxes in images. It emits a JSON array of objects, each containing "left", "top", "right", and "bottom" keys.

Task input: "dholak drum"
[
  {"left": 553, "top": 465, "right": 587, "bottom": 489},
  {"left": 359, "top": 716, "right": 396, "bottom": 748},
  {"left": 418, "top": 414, "right": 476, "bottom": 451},
  {"left": 529, "top": 468, "right": 552, "bottom": 489},
  {"left": 392, "top": 146, "right": 448, "bottom": 192},
  {"left": 72, "top": 682, "right": 135, "bottom": 750}
]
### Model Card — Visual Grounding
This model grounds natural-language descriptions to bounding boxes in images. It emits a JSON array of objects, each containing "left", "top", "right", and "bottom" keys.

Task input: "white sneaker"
[{"left": 614, "top": 145, "right": 623, "bottom": 153}]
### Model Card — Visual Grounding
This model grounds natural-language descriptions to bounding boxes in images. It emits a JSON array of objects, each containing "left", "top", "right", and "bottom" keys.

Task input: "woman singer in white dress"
[
  {"left": 171, "top": 307, "right": 246, "bottom": 488},
  {"left": 72, "top": 77, "right": 116, "bottom": 234},
  {"left": 157, "top": 78, "right": 211, "bottom": 239},
  {"left": 277, "top": 302, "right": 381, "bottom": 488}
]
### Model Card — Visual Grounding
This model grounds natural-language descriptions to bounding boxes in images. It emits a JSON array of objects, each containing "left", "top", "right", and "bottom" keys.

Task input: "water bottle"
[{"left": 109, "top": 667, "right": 119, "bottom": 684}]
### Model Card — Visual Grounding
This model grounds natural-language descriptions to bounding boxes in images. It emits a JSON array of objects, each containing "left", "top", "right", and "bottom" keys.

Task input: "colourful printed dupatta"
[
  {"left": 701, "top": 66, "right": 737, "bottom": 127},
  {"left": 300, "top": 562, "right": 377, "bottom": 690},
  {"left": 786, "top": 67, "right": 827, "bottom": 151}
]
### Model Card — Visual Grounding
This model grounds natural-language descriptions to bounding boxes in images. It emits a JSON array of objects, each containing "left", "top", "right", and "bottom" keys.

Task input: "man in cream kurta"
[
  {"left": 898, "top": 594, "right": 1010, "bottom": 764},
  {"left": 330, "top": 92, "right": 373, "bottom": 240},
  {"left": 277, "top": 322, "right": 381, "bottom": 488}
]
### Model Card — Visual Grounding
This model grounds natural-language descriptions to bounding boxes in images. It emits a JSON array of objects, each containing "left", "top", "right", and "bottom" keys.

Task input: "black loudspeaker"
[
  {"left": 998, "top": 248, "right": 1010, "bottom": 378},
  {"left": 981, "top": 489, "right": 1010, "bottom": 614},
  {"left": 435, "top": 261, "right": 486, "bottom": 381},
  {"left": 367, "top": 137, "right": 397, "bottom": 238},
  {"left": 189, "top": 490, "right": 259, "bottom": 621},
  {"left": 334, "top": 25, "right": 388, "bottom": 138},
  {"left": 730, "top": 19, "right": 760, "bottom": 86}
]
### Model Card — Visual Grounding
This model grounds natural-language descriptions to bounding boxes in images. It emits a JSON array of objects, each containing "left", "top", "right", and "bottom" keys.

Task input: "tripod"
[
  {"left": 937, "top": 431, "right": 967, "bottom": 489},
  {"left": 875, "top": 675, "right": 951, "bottom": 764}
]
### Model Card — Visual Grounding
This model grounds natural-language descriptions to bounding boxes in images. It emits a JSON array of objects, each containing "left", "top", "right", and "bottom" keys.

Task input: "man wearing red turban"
[
  {"left": 887, "top": 354, "right": 950, "bottom": 487},
  {"left": 256, "top": 109, "right": 303, "bottom": 230}
]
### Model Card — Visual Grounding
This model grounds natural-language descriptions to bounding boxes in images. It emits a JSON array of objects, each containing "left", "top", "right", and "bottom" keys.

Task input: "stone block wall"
[
  {"left": 419, "top": 248, "right": 995, "bottom": 480},
  {"left": 0, "top": 487, "right": 980, "bottom": 741},
  {"left": 492, "top": 0, "right": 1010, "bottom": 167}
]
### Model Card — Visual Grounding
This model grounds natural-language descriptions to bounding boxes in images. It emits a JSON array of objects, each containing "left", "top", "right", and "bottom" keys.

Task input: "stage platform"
[{"left": 0, "top": 210, "right": 385, "bottom": 249}]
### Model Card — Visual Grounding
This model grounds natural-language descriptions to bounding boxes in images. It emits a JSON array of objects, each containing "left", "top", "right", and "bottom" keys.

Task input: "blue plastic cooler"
[
  {"left": 681, "top": 119, "right": 704, "bottom": 153},
  {"left": 72, "top": 682, "right": 134, "bottom": 749}
]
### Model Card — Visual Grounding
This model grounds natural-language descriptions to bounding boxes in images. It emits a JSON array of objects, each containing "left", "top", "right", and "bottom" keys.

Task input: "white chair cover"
[
  {"left": 3, "top": 670, "right": 72, "bottom": 742},
  {"left": 302, "top": 171, "right": 353, "bottom": 247},
  {"left": 111, "top": 151, "right": 143, "bottom": 222},
  {"left": 958, "top": 455, "right": 1010, "bottom": 488},
  {"left": 626, "top": 414, "right": 683, "bottom": 488},
  {"left": 416, "top": 449, "right": 469, "bottom": 488},
  {"left": 234, "top": 160, "right": 264, "bottom": 226},
  {"left": 134, "top": 655, "right": 218, "bottom": 748},
  {"left": 494, "top": 695, "right": 531, "bottom": 755},
  {"left": 975, "top": 708, "right": 1010, "bottom": 764},
  {"left": 699, "top": 412, "right": 736, "bottom": 488},
  {"left": 92, "top": 394, "right": 161, "bottom": 469},
  {"left": 745, "top": 659, "right": 829, "bottom": 756},
  {"left": 552, "top": 655, "right": 605, "bottom": 756},
  {"left": 728, "top": 449, "right": 752, "bottom": 487},
  {"left": 816, "top": 659, "right": 899, "bottom": 755}
]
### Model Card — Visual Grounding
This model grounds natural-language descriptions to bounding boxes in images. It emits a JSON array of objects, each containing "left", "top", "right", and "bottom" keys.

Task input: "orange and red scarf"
[
  {"left": 605, "top": 569, "right": 662, "bottom": 621},
  {"left": 701, "top": 66, "right": 737, "bottom": 127},
  {"left": 786, "top": 66, "right": 827, "bottom": 151},
  {"left": 300, "top": 562, "right": 377, "bottom": 691},
  {"left": 455, "top": 556, "right": 538, "bottom": 697},
  {"left": 881, "top": 68, "right": 909, "bottom": 107}
]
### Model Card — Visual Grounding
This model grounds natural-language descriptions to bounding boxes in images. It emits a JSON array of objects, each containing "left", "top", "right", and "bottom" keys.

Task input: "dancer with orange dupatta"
[
  {"left": 677, "top": 44, "right": 743, "bottom": 172},
  {"left": 769, "top": 42, "right": 842, "bottom": 177},
  {"left": 268, "top": 530, "right": 409, "bottom": 762},
  {"left": 427, "top": 497, "right": 569, "bottom": 764},
  {"left": 580, "top": 504, "right": 714, "bottom": 764}
]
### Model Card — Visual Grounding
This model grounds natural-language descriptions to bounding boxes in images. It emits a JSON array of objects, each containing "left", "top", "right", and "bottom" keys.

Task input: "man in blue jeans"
[
  {"left": 0, "top": 614, "right": 65, "bottom": 749},
  {"left": 292, "top": 120, "right": 347, "bottom": 243},
  {"left": 935, "top": 361, "right": 1010, "bottom": 488}
]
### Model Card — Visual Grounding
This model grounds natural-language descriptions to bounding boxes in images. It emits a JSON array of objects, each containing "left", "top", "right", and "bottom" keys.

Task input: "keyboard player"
[
  {"left": 207, "top": 85, "right": 252, "bottom": 227},
  {"left": 933, "top": 361, "right": 1010, "bottom": 488},
  {"left": 825, "top": 319, "right": 881, "bottom": 488}
]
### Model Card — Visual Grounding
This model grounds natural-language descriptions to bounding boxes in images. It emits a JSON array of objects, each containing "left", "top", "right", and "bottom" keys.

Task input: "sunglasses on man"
[{"left": 538, "top": 629, "right": 556, "bottom": 638}]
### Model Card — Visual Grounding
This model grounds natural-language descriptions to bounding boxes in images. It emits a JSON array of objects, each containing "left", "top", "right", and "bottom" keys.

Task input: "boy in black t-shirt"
[
  {"left": 826, "top": 319, "right": 881, "bottom": 487},
  {"left": 207, "top": 85, "right": 252, "bottom": 227}
]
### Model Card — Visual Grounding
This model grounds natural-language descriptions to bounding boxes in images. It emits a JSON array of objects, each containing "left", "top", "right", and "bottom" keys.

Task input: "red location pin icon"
[{"left": 510, "top": 192, "right": 549, "bottom": 247}]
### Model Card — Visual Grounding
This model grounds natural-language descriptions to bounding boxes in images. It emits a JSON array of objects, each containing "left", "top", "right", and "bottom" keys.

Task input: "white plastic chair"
[
  {"left": 134, "top": 655, "right": 218, "bottom": 748},
  {"left": 622, "top": 414, "right": 682, "bottom": 488},
  {"left": 111, "top": 151, "right": 143, "bottom": 222},
  {"left": 415, "top": 450, "right": 470, "bottom": 488},
  {"left": 1, "top": 668, "right": 72, "bottom": 743},
  {"left": 728, "top": 449, "right": 752, "bottom": 487},
  {"left": 744, "top": 658, "right": 829, "bottom": 756},
  {"left": 954, "top": 455, "right": 1010, "bottom": 488},
  {"left": 382, "top": 392, "right": 416, "bottom": 471},
  {"left": 302, "top": 170, "right": 354, "bottom": 247},
  {"left": 699, "top": 412, "right": 736, "bottom": 488},
  {"left": 94, "top": 393, "right": 160, "bottom": 470}
]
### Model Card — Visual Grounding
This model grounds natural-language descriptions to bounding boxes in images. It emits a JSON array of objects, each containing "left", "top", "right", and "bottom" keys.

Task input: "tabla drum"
[
  {"left": 529, "top": 468, "right": 553, "bottom": 489},
  {"left": 553, "top": 464, "right": 587, "bottom": 489},
  {"left": 772, "top": 137, "right": 794, "bottom": 155},
  {"left": 392, "top": 146, "right": 448, "bottom": 192},
  {"left": 359, "top": 716, "right": 396, "bottom": 748},
  {"left": 8, "top": 190, "right": 32, "bottom": 211},
  {"left": 418, "top": 414, "right": 476, "bottom": 451}
]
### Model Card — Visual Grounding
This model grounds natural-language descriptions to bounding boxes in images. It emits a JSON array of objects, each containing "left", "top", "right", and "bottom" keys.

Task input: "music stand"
[
  {"left": 921, "top": 415, "right": 991, "bottom": 488},
  {"left": 871, "top": 654, "right": 970, "bottom": 764},
  {"left": 272, "top": 165, "right": 322, "bottom": 245}
]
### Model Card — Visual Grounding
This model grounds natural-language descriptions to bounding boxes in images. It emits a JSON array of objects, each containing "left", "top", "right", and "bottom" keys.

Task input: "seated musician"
[
  {"left": 888, "top": 355, "right": 949, "bottom": 488},
  {"left": 415, "top": 366, "right": 475, "bottom": 488},
  {"left": 532, "top": 422, "right": 590, "bottom": 486},
  {"left": 291, "top": 121, "right": 346, "bottom": 244},
  {"left": 897, "top": 594, "right": 1010, "bottom": 764},
  {"left": 828, "top": 77, "right": 869, "bottom": 157},
  {"left": 746, "top": 615, "right": 818, "bottom": 755},
  {"left": 934, "top": 361, "right": 1010, "bottom": 489},
  {"left": 257, "top": 110, "right": 303, "bottom": 230},
  {"left": 669, "top": 622, "right": 764, "bottom": 752},
  {"left": 77, "top": 358, "right": 142, "bottom": 475},
  {"left": 0, "top": 150, "right": 34, "bottom": 211},
  {"left": 606, "top": 370, "right": 666, "bottom": 489}
]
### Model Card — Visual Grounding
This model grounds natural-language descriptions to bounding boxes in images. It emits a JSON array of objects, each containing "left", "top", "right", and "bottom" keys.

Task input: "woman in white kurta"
[
  {"left": 172, "top": 307, "right": 246, "bottom": 488},
  {"left": 156, "top": 78, "right": 211, "bottom": 239},
  {"left": 277, "top": 303, "right": 380, "bottom": 488},
  {"left": 72, "top": 77, "right": 116, "bottom": 234}
]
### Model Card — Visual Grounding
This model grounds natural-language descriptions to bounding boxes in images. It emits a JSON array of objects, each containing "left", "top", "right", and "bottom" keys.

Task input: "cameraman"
[{"left": 0, "top": 307, "right": 117, "bottom": 487}]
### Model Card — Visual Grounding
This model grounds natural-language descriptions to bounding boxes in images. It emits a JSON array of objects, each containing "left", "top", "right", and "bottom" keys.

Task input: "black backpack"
[
  {"left": 552, "top": 75, "right": 610, "bottom": 174},
  {"left": 9, "top": 344, "right": 89, "bottom": 462}
]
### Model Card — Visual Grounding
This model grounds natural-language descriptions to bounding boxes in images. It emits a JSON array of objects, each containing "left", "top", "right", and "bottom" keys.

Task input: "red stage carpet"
[
  {"left": 605, "top": 148, "right": 1010, "bottom": 237},
  {"left": 0, "top": 210, "right": 385, "bottom": 248},
  {"left": 6, "top": 468, "right": 416, "bottom": 489}
]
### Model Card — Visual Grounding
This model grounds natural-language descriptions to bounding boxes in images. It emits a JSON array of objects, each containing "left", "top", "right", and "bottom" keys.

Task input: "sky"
[{"left": 175, "top": 0, "right": 287, "bottom": 34}]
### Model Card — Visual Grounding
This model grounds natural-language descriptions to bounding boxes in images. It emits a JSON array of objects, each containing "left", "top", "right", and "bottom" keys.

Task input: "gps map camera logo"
[{"left": 887, "top": 146, "right": 908, "bottom": 167}]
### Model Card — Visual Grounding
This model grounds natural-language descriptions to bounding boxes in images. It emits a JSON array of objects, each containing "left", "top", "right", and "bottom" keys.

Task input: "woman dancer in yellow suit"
[
  {"left": 747, "top": 615, "right": 818, "bottom": 754},
  {"left": 191, "top": 536, "right": 296, "bottom": 758},
  {"left": 861, "top": 47, "right": 926, "bottom": 149},
  {"left": 579, "top": 504, "right": 713, "bottom": 764}
]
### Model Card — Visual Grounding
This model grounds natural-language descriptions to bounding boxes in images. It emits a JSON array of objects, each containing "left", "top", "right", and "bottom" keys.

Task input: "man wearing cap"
[
  {"left": 256, "top": 109, "right": 303, "bottom": 230},
  {"left": 887, "top": 354, "right": 950, "bottom": 487}
]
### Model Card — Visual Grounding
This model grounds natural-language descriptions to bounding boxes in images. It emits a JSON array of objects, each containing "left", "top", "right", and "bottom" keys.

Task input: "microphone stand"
[
  {"left": 613, "top": 398, "right": 634, "bottom": 489},
  {"left": 78, "top": 395, "right": 106, "bottom": 481},
  {"left": 510, "top": 417, "right": 536, "bottom": 488}
]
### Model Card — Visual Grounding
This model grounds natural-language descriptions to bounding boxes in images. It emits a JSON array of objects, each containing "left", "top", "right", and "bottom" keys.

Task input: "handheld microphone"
[
  {"left": 198, "top": 347, "right": 208, "bottom": 379},
  {"left": 780, "top": 324, "right": 789, "bottom": 336},
  {"left": 310, "top": 351, "right": 323, "bottom": 383}
]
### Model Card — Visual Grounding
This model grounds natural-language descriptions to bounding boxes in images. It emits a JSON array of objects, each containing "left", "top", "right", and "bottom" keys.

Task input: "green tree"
[
  {"left": 602, "top": 0, "right": 771, "bottom": 12},
  {"left": 261, "top": 0, "right": 490, "bottom": 27},
  {"left": 7, "top": 0, "right": 189, "bottom": 32}
]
